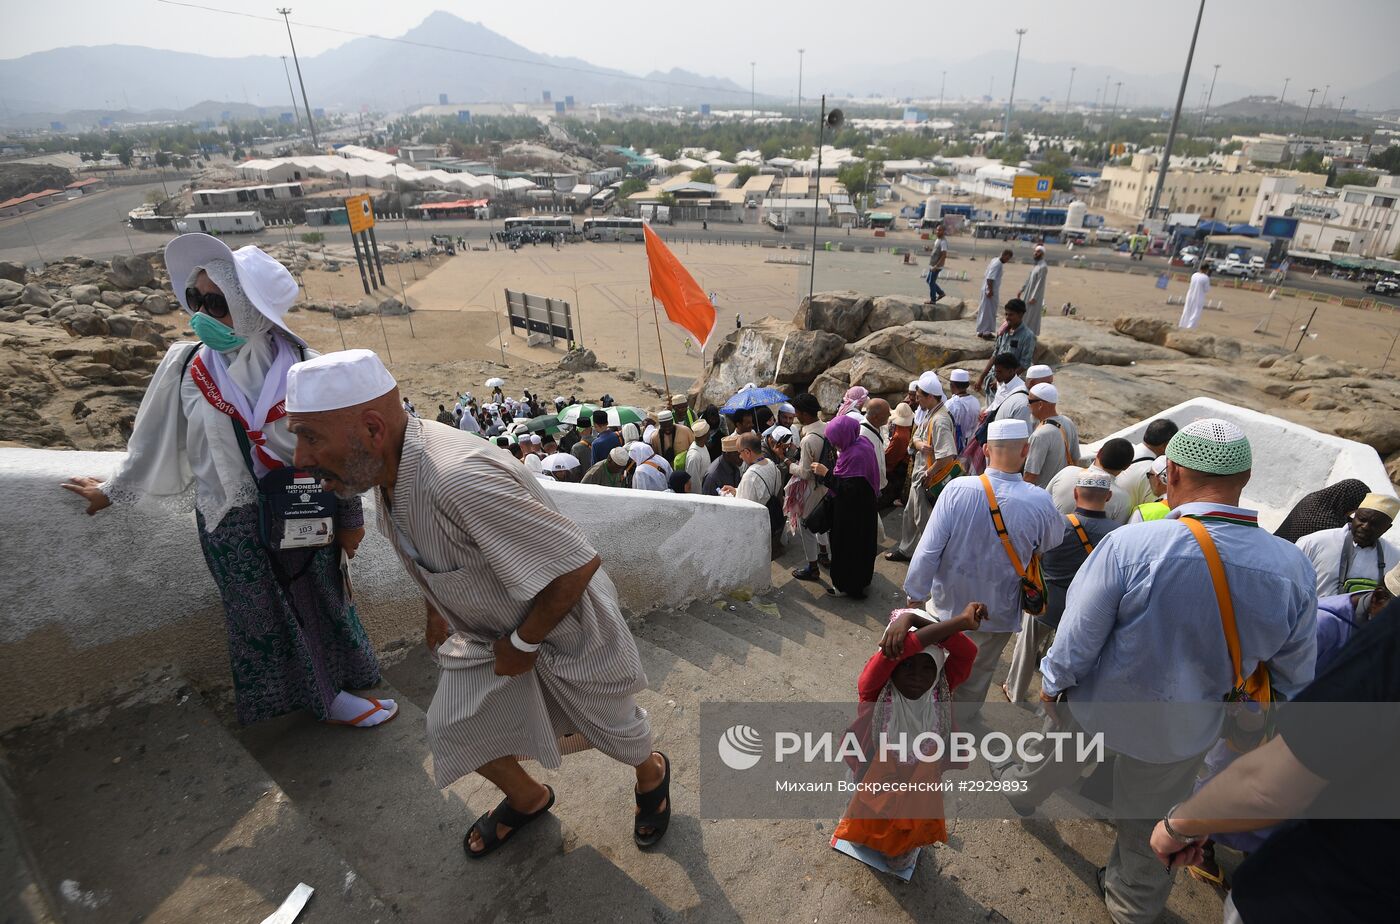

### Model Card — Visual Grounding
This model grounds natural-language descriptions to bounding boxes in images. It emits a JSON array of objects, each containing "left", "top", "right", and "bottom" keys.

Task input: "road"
[{"left": 3, "top": 187, "right": 1395, "bottom": 307}]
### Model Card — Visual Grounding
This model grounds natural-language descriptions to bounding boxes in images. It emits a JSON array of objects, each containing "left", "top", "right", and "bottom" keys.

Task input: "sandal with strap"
[
  {"left": 634, "top": 752, "right": 672, "bottom": 849},
  {"left": 463, "top": 785, "right": 556, "bottom": 861},
  {"left": 324, "top": 696, "right": 399, "bottom": 728}
]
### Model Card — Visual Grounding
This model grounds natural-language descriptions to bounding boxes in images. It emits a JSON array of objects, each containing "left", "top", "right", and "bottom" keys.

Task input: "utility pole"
[
  {"left": 1109, "top": 81, "right": 1123, "bottom": 121},
  {"left": 1101, "top": 74, "right": 1111, "bottom": 113},
  {"left": 797, "top": 49, "right": 804, "bottom": 121},
  {"left": 939, "top": 70, "right": 946, "bottom": 114},
  {"left": 1277, "top": 76, "right": 1291, "bottom": 117},
  {"left": 277, "top": 8, "right": 317, "bottom": 148},
  {"left": 1329, "top": 95, "right": 1347, "bottom": 138},
  {"left": 1320, "top": 84, "right": 1330, "bottom": 108},
  {"left": 280, "top": 56, "right": 302, "bottom": 131},
  {"left": 1003, "top": 28, "right": 1027, "bottom": 140},
  {"left": 1198, "top": 64, "right": 1220, "bottom": 136},
  {"left": 750, "top": 62, "right": 756, "bottom": 120},
  {"left": 1301, "top": 87, "right": 1320, "bottom": 133},
  {"left": 1148, "top": 0, "right": 1205, "bottom": 223},
  {"left": 1065, "top": 66, "right": 1076, "bottom": 112}
]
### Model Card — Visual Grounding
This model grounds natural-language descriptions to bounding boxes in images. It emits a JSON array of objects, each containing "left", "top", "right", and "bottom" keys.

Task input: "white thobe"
[
  {"left": 458, "top": 411, "right": 481, "bottom": 433},
  {"left": 1020, "top": 262, "right": 1048, "bottom": 335},
  {"left": 1116, "top": 457, "right": 1160, "bottom": 509},
  {"left": 735, "top": 459, "right": 781, "bottom": 504},
  {"left": 685, "top": 443, "right": 711, "bottom": 492},
  {"left": 945, "top": 393, "right": 981, "bottom": 451},
  {"left": 1295, "top": 525, "right": 1400, "bottom": 596},
  {"left": 976, "top": 258, "right": 1005, "bottom": 334},
  {"left": 904, "top": 467, "right": 1066, "bottom": 633},
  {"left": 1179, "top": 272, "right": 1210, "bottom": 329},
  {"left": 632, "top": 455, "right": 672, "bottom": 491},
  {"left": 853, "top": 415, "right": 887, "bottom": 491}
]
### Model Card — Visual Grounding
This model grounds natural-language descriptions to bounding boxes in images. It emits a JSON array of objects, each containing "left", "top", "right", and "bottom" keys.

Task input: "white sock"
[{"left": 327, "top": 691, "right": 397, "bottom": 726}]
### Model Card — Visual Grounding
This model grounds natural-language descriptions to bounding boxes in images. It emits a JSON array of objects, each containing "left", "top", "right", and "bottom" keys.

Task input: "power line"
[{"left": 155, "top": 1, "right": 749, "bottom": 97}]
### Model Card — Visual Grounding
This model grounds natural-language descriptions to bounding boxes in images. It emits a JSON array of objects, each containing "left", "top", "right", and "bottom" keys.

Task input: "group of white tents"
[{"left": 235, "top": 145, "right": 535, "bottom": 198}]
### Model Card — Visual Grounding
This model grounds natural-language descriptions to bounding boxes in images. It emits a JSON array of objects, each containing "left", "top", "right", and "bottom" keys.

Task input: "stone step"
[
  {"left": 2, "top": 688, "right": 387, "bottom": 923},
  {"left": 0, "top": 769, "right": 59, "bottom": 924}
]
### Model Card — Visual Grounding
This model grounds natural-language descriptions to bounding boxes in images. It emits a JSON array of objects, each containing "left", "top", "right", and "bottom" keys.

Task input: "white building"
[
  {"left": 1252, "top": 175, "right": 1400, "bottom": 258},
  {"left": 191, "top": 183, "right": 304, "bottom": 208},
  {"left": 761, "top": 197, "right": 834, "bottom": 226},
  {"left": 175, "top": 211, "right": 265, "bottom": 234}
]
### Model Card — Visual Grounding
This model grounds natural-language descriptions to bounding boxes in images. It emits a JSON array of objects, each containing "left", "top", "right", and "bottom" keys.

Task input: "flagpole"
[{"left": 649, "top": 296, "right": 673, "bottom": 400}]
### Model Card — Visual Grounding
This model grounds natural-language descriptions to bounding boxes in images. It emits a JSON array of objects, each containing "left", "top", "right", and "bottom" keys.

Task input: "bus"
[
  {"left": 590, "top": 188, "right": 617, "bottom": 212},
  {"left": 502, "top": 215, "right": 575, "bottom": 234},
  {"left": 583, "top": 217, "right": 646, "bottom": 242}
]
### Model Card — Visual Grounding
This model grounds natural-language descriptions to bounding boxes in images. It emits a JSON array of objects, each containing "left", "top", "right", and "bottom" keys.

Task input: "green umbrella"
[
  {"left": 523, "top": 413, "right": 563, "bottom": 435},
  {"left": 604, "top": 406, "right": 646, "bottom": 428},
  {"left": 557, "top": 403, "right": 601, "bottom": 427}
]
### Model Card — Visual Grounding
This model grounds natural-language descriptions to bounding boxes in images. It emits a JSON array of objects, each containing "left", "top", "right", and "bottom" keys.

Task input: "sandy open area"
[{"left": 288, "top": 239, "right": 1400, "bottom": 409}]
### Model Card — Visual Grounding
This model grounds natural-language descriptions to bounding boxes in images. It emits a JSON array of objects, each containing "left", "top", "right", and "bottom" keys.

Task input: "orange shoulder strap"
[
  {"left": 1066, "top": 514, "right": 1094, "bottom": 555},
  {"left": 1181, "top": 517, "right": 1244, "bottom": 689},
  {"left": 980, "top": 474, "right": 1028, "bottom": 578}
]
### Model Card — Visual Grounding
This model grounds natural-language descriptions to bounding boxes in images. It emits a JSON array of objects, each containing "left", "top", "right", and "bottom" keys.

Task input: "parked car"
[
  {"left": 1216, "top": 260, "right": 1255, "bottom": 278},
  {"left": 1177, "top": 246, "right": 1200, "bottom": 265},
  {"left": 1248, "top": 255, "right": 1267, "bottom": 273},
  {"left": 1365, "top": 277, "right": 1400, "bottom": 296}
]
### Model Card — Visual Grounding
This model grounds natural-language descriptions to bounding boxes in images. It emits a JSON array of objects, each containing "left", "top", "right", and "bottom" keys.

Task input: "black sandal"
[
  {"left": 463, "top": 785, "right": 556, "bottom": 860},
  {"left": 791, "top": 565, "right": 821, "bottom": 582},
  {"left": 634, "top": 751, "right": 672, "bottom": 848}
]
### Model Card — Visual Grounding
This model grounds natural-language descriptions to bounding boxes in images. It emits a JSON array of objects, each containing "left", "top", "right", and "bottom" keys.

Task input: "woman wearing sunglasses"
[{"left": 62, "top": 234, "right": 395, "bottom": 729}]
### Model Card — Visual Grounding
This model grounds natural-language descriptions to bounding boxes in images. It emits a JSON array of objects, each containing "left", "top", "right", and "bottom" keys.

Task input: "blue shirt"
[
  {"left": 904, "top": 467, "right": 1066, "bottom": 632},
  {"left": 1043, "top": 502, "right": 1318, "bottom": 762},
  {"left": 590, "top": 430, "right": 621, "bottom": 465}
]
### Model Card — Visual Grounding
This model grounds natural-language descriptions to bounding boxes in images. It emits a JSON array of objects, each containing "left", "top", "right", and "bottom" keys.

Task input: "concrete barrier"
[
  {"left": 0, "top": 448, "right": 771, "bottom": 731},
  {"left": 1082, "top": 397, "right": 1397, "bottom": 534}
]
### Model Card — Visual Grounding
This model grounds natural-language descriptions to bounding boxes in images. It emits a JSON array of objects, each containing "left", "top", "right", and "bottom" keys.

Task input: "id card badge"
[
  {"left": 273, "top": 472, "right": 336, "bottom": 550},
  {"left": 280, "top": 515, "right": 334, "bottom": 548}
]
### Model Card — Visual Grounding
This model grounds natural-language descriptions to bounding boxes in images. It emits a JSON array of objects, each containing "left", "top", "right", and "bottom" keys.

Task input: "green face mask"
[{"left": 189, "top": 311, "right": 247, "bottom": 352}]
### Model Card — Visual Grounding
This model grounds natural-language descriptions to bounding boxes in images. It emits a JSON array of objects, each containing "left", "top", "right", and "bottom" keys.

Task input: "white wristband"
[{"left": 509, "top": 630, "right": 541, "bottom": 653}]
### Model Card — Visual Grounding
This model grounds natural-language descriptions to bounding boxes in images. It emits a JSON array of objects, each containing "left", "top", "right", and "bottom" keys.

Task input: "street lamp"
[
  {"left": 1148, "top": 0, "right": 1205, "bottom": 222},
  {"left": 1109, "top": 80, "right": 1123, "bottom": 122},
  {"left": 280, "top": 56, "right": 302, "bottom": 131},
  {"left": 1065, "top": 66, "right": 1076, "bottom": 112},
  {"left": 1003, "top": 28, "right": 1027, "bottom": 140},
  {"left": 797, "top": 49, "right": 805, "bottom": 121},
  {"left": 750, "top": 62, "right": 756, "bottom": 120},
  {"left": 1198, "top": 64, "right": 1220, "bottom": 136},
  {"left": 276, "top": 8, "right": 317, "bottom": 147},
  {"left": 808, "top": 97, "right": 844, "bottom": 301},
  {"left": 1277, "top": 77, "right": 1291, "bottom": 117}
]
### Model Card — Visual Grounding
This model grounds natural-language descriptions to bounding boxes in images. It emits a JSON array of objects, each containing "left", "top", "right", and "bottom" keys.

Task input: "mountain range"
[{"left": 1, "top": 11, "right": 1396, "bottom": 127}]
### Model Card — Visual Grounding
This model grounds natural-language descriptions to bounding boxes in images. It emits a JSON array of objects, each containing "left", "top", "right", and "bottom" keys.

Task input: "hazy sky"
[{"left": 8, "top": 0, "right": 1398, "bottom": 98}]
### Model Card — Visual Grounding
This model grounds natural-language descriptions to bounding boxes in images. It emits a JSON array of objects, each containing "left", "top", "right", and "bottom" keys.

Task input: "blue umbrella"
[
  {"left": 1229, "top": 223, "right": 1261, "bottom": 237},
  {"left": 721, "top": 385, "right": 789, "bottom": 414},
  {"left": 1198, "top": 220, "right": 1231, "bottom": 234}
]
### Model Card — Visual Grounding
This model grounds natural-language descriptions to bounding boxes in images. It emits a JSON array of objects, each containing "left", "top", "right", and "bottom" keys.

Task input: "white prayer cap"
[
  {"left": 916, "top": 371, "right": 943, "bottom": 397},
  {"left": 166, "top": 233, "right": 300, "bottom": 336},
  {"left": 949, "top": 369, "right": 971, "bottom": 384},
  {"left": 1075, "top": 470, "right": 1115, "bottom": 491},
  {"left": 692, "top": 418, "right": 711, "bottom": 440},
  {"left": 657, "top": 409, "right": 674, "bottom": 423},
  {"left": 541, "top": 452, "right": 580, "bottom": 472},
  {"left": 779, "top": 402, "right": 796, "bottom": 415},
  {"left": 527, "top": 434, "right": 543, "bottom": 445},
  {"left": 671, "top": 394, "right": 689, "bottom": 405},
  {"left": 628, "top": 442, "right": 655, "bottom": 465},
  {"left": 908, "top": 380, "right": 920, "bottom": 392},
  {"left": 1026, "top": 364, "right": 1054, "bottom": 380},
  {"left": 609, "top": 446, "right": 629, "bottom": 466},
  {"left": 1029, "top": 383, "right": 1059, "bottom": 403},
  {"left": 1034, "top": 244, "right": 1046, "bottom": 255},
  {"left": 987, "top": 419, "right": 1029, "bottom": 441},
  {"left": 286, "top": 349, "right": 396, "bottom": 413}
]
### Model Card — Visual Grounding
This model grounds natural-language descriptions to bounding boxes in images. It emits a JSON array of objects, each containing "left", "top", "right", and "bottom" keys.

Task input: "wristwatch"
[{"left": 1161, "top": 803, "right": 1203, "bottom": 845}]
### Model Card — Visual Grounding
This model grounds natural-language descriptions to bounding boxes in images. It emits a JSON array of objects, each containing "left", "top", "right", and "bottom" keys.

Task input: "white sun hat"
[{"left": 165, "top": 232, "right": 300, "bottom": 337}]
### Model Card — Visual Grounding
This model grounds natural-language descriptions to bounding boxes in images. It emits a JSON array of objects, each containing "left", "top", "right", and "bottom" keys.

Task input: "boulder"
[
  {"left": 917, "top": 297, "right": 967, "bottom": 323},
  {"left": 1334, "top": 410, "right": 1400, "bottom": 457},
  {"left": 107, "top": 255, "right": 156, "bottom": 289},
  {"left": 809, "top": 358, "right": 854, "bottom": 412},
  {"left": 857, "top": 295, "right": 921, "bottom": 337},
  {"left": 0, "top": 261, "right": 25, "bottom": 283},
  {"left": 1164, "top": 330, "right": 1289, "bottom": 365},
  {"left": 1035, "top": 318, "right": 1186, "bottom": 367},
  {"left": 142, "top": 294, "right": 174, "bottom": 316},
  {"left": 775, "top": 329, "right": 845, "bottom": 384},
  {"left": 106, "top": 316, "right": 136, "bottom": 338},
  {"left": 0, "top": 279, "right": 22, "bottom": 306},
  {"left": 1113, "top": 316, "right": 1173, "bottom": 345},
  {"left": 22, "top": 305, "right": 51, "bottom": 319},
  {"left": 558, "top": 347, "right": 598, "bottom": 372},
  {"left": 20, "top": 283, "right": 54, "bottom": 308},
  {"left": 99, "top": 291, "right": 125, "bottom": 309},
  {"left": 378, "top": 296, "right": 411, "bottom": 316},
  {"left": 69, "top": 284, "right": 101, "bottom": 305},
  {"left": 63, "top": 314, "right": 110, "bottom": 337},
  {"left": 847, "top": 352, "right": 916, "bottom": 397},
  {"left": 689, "top": 318, "right": 787, "bottom": 410},
  {"left": 851, "top": 321, "right": 988, "bottom": 374},
  {"left": 793, "top": 290, "right": 872, "bottom": 341}
]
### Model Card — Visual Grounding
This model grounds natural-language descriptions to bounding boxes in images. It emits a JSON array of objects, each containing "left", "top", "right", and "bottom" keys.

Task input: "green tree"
[
  {"left": 1294, "top": 149, "right": 1327, "bottom": 174},
  {"left": 657, "top": 191, "right": 677, "bottom": 207},
  {"left": 735, "top": 164, "right": 759, "bottom": 184},
  {"left": 665, "top": 163, "right": 687, "bottom": 176},
  {"left": 1367, "top": 146, "right": 1400, "bottom": 175},
  {"left": 300, "top": 232, "right": 325, "bottom": 244},
  {"left": 154, "top": 151, "right": 171, "bottom": 168},
  {"left": 1331, "top": 170, "right": 1378, "bottom": 188},
  {"left": 689, "top": 166, "right": 716, "bottom": 184},
  {"left": 618, "top": 177, "right": 648, "bottom": 197}
]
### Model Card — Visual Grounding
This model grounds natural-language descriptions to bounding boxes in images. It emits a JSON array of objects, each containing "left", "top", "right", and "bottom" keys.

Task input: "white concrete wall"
[
  {"left": 1083, "top": 397, "right": 1398, "bottom": 534},
  {"left": 0, "top": 448, "right": 770, "bottom": 728}
]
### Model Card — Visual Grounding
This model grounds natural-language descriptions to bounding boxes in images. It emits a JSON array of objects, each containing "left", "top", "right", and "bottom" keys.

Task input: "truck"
[{"left": 174, "top": 211, "right": 265, "bottom": 234}]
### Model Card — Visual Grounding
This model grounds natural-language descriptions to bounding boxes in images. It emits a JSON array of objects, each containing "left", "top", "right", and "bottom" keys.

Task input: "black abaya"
[{"left": 826, "top": 474, "right": 878, "bottom": 596}]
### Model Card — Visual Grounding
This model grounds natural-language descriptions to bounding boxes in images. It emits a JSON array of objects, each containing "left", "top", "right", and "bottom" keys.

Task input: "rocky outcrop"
[
  {"left": 690, "top": 319, "right": 787, "bottom": 409},
  {"left": 856, "top": 295, "right": 967, "bottom": 338},
  {"left": 106, "top": 255, "right": 156, "bottom": 289},
  {"left": 68, "top": 284, "right": 101, "bottom": 305},
  {"left": 776, "top": 330, "right": 845, "bottom": 384},
  {"left": 334, "top": 295, "right": 412, "bottom": 319},
  {"left": 0, "top": 261, "right": 25, "bottom": 284},
  {"left": 558, "top": 347, "right": 598, "bottom": 372},
  {"left": 793, "top": 290, "right": 873, "bottom": 341},
  {"left": 0, "top": 280, "right": 22, "bottom": 306}
]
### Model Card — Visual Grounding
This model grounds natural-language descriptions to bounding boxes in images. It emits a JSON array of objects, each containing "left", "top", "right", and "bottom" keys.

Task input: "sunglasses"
[{"left": 185, "top": 287, "right": 230, "bottom": 318}]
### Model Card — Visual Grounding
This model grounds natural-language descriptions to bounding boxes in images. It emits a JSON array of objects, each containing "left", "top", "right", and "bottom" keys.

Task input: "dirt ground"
[{"left": 291, "top": 241, "right": 1400, "bottom": 404}]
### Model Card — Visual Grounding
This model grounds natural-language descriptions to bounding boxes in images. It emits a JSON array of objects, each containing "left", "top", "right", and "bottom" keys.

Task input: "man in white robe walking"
[
  {"left": 977, "top": 249, "right": 1013, "bottom": 339},
  {"left": 1178, "top": 264, "right": 1211, "bottom": 329}
]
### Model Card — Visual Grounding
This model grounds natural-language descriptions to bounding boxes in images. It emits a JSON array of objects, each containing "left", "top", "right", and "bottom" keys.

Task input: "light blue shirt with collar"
[
  {"left": 1042, "top": 501, "right": 1318, "bottom": 763},
  {"left": 904, "top": 466, "right": 1066, "bottom": 632}
]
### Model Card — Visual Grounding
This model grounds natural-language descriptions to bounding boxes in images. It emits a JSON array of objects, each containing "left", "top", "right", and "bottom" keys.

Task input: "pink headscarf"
[
  {"left": 826, "top": 414, "right": 880, "bottom": 494},
  {"left": 835, "top": 385, "right": 868, "bottom": 419}
]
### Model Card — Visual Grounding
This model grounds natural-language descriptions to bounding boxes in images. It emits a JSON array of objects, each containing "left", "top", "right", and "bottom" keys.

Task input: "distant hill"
[
  {"left": 0, "top": 163, "right": 75, "bottom": 201},
  {"left": 1212, "top": 95, "right": 1379, "bottom": 126},
  {"left": 0, "top": 12, "right": 748, "bottom": 123}
]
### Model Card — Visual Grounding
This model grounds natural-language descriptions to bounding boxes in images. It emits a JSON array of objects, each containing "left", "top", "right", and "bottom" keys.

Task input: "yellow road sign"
[
  {"left": 345, "top": 194, "right": 376, "bottom": 233},
  {"left": 1012, "top": 175, "right": 1054, "bottom": 200}
]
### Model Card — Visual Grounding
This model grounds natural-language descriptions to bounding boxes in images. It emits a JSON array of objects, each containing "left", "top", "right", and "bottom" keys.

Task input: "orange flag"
[{"left": 644, "top": 222, "right": 716, "bottom": 347}]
